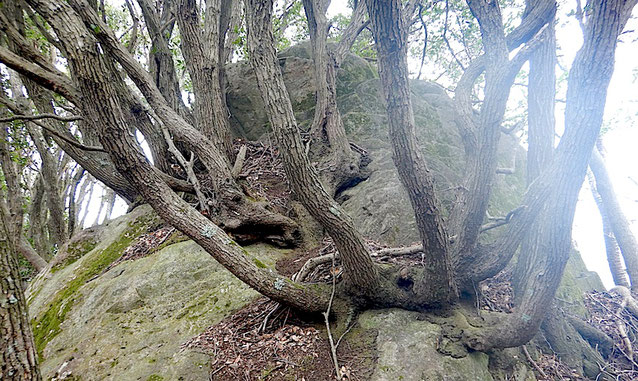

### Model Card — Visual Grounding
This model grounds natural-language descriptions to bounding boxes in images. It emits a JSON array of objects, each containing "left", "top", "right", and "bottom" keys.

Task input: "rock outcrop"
[{"left": 27, "top": 45, "right": 602, "bottom": 380}]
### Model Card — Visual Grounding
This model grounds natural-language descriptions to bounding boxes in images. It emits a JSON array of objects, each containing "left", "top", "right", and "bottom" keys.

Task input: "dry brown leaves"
[
  {"left": 584, "top": 291, "right": 638, "bottom": 380},
  {"left": 234, "top": 139, "right": 292, "bottom": 212},
  {"left": 104, "top": 225, "right": 175, "bottom": 272},
  {"left": 478, "top": 271, "right": 514, "bottom": 313},
  {"left": 534, "top": 352, "right": 584, "bottom": 380},
  {"left": 182, "top": 298, "right": 341, "bottom": 380}
]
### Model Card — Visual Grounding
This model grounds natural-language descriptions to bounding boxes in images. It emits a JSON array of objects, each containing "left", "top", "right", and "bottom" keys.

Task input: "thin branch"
[
  {"left": 522, "top": 345, "right": 548, "bottom": 379},
  {"left": 416, "top": 2, "right": 428, "bottom": 79},
  {"left": 334, "top": 0, "right": 369, "bottom": 65},
  {"left": 0, "top": 113, "right": 82, "bottom": 123},
  {"left": 480, "top": 206, "right": 526, "bottom": 233},
  {"left": 123, "top": 0, "right": 140, "bottom": 53},
  {"left": 0, "top": 93, "right": 104, "bottom": 152},
  {"left": 443, "top": 0, "right": 466, "bottom": 71}
]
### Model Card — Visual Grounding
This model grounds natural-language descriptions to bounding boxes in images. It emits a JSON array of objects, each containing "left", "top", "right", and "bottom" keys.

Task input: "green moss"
[
  {"left": 31, "top": 214, "right": 154, "bottom": 361},
  {"left": 52, "top": 239, "right": 98, "bottom": 273},
  {"left": 252, "top": 258, "right": 267, "bottom": 268},
  {"left": 146, "top": 375, "right": 164, "bottom": 381}
]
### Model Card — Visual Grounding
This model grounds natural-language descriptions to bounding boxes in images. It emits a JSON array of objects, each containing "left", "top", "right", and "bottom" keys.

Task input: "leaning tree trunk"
[
  {"left": 246, "top": 0, "right": 379, "bottom": 292},
  {"left": 464, "top": 0, "right": 638, "bottom": 351},
  {"left": 588, "top": 172, "right": 630, "bottom": 287},
  {"left": 590, "top": 146, "right": 638, "bottom": 291}
]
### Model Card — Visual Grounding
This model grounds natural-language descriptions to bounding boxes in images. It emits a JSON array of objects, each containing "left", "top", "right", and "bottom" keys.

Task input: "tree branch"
[
  {"left": 0, "top": 113, "right": 82, "bottom": 123},
  {"left": 0, "top": 45, "right": 79, "bottom": 103}
]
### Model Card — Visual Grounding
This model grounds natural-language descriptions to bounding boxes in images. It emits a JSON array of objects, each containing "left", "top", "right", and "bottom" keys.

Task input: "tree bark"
[
  {"left": 302, "top": 0, "right": 365, "bottom": 194},
  {"left": 513, "top": 8, "right": 556, "bottom": 300},
  {"left": 176, "top": 0, "right": 233, "bottom": 160},
  {"left": 525, "top": 13, "right": 555, "bottom": 184},
  {"left": 67, "top": 168, "right": 85, "bottom": 238},
  {"left": 0, "top": 235, "right": 42, "bottom": 380},
  {"left": 0, "top": 117, "right": 41, "bottom": 380},
  {"left": 588, "top": 171, "right": 630, "bottom": 288}
]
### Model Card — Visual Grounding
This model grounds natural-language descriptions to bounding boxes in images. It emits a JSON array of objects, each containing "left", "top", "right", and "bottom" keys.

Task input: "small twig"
[
  {"left": 260, "top": 302, "right": 280, "bottom": 333},
  {"left": 324, "top": 255, "right": 342, "bottom": 380},
  {"left": 161, "top": 125, "right": 209, "bottom": 213},
  {"left": 522, "top": 345, "right": 548, "bottom": 379},
  {"left": 335, "top": 321, "right": 355, "bottom": 350}
]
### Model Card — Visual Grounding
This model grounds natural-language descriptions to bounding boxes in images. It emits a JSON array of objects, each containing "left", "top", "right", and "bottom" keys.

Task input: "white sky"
[{"left": 93, "top": 0, "right": 637, "bottom": 289}]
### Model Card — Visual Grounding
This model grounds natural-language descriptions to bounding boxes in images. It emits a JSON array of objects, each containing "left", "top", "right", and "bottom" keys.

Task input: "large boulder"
[{"left": 227, "top": 43, "right": 526, "bottom": 245}]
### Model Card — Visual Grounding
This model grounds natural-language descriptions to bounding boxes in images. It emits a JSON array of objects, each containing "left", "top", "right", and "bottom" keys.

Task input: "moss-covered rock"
[{"left": 28, "top": 212, "right": 284, "bottom": 380}]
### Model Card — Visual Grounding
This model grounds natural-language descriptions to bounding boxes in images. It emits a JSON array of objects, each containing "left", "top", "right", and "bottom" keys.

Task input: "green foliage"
[{"left": 272, "top": 0, "right": 308, "bottom": 50}]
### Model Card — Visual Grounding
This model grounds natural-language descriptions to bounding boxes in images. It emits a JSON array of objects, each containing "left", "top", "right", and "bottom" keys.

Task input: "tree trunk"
[
  {"left": 465, "top": 0, "right": 638, "bottom": 350},
  {"left": 302, "top": 0, "right": 365, "bottom": 194},
  {"left": 16, "top": 237, "right": 48, "bottom": 273},
  {"left": 28, "top": 175, "right": 48, "bottom": 258},
  {"left": 67, "top": 168, "right": 85, "bottom": 238},
  {"left": 0, "top": 112, "right": 41, "bottom": 380},
  {"left": 246, "top": 0, "right": 380, "bottom": 292},
  {"left": 177, "top": 0, "right": 234, "bottom": 160},
  {"left": 590, "top": 146, "right": 638, "bottom": 291},
  {"left": 513, "top": 11, "right": 556, "bottom": 300},
  {"left": 102, "top": 188, "right": 116, "bottom": 222},
  {"left": 0, "top": 235, "right": 42, "bottom": 380},
  {"left": 365, "top": 0, "right": 455, "bottom": 301},
  {"left": 78, "top": 179, "right": 95, "bottom": 229},
  {"left": 588, "top": 171, "right": 630, "bottom": 287},
  {"left": 8, "top": 73, "right": 68, "bottom": 245},
  {"left": 525, "top": 14, "right": 555, "bottom": 184}
]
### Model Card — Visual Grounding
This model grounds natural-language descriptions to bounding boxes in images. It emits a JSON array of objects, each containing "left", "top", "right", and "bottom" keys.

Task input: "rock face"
[{"left": 27, "top": 45, "right": 602, "bottom": 380}]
